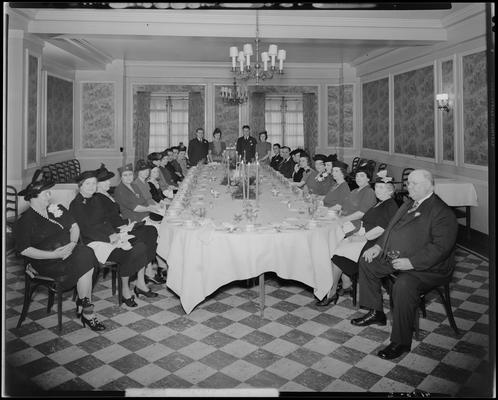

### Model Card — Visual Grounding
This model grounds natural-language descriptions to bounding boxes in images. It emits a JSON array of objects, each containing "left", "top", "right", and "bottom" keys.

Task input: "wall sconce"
[{"left": 436, "top": 93, "right": 450, "bottom": 112}]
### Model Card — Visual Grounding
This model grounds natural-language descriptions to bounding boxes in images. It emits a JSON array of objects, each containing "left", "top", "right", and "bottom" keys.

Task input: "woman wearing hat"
[
  {"left": 317, "top": 171, "right": 399, "bottom": 306},
  {"left": 70, "top": 170, "right": 157, "bottom": 307},
  {"left": 132, "top": 159, "right": 167, "bottom": 222},
  {"left": 148, "top": 166, "right": 174, "bottom": 203},
  {"left": 305, "top": 154, "right": 335, "bottom": 196},
  {"left": 290, "top": 154, "right": 314, "bottom": 188},
  {"left": 323, "top": 165, "right": 351, "bottom": 209},
  {"left": 15, "top": 170, "right": 105, "bottom": 330},
  {"left": 113, "top": 164, "right": 163, "bottom": 224},
  {"left": 94, "top": 163, "right": 167, "bottom": 285},
  {"left": 290, "top": 149, "right": 309, "bottom": 183}
]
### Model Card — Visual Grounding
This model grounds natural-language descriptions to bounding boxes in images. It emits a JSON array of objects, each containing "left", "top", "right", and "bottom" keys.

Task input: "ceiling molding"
[
  {"left": 44, "top": 37, "right": 111, "bottom": 69},
  {"left": 441, "top": 2, "right": 485, "bottom": 29}
]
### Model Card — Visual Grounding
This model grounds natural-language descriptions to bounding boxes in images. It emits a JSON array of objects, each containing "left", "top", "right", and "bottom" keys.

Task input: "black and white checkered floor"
[{"left": 3, "top": 247, "right": 492, "bottom": 396}]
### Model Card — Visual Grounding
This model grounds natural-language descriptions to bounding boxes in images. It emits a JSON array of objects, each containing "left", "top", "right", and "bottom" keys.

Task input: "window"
[
  {"left": 149, "top": 94, "right": 189, "bottom": 152},
  {"left": 265, "top": 95, "right": 304, "bottom": 149}
]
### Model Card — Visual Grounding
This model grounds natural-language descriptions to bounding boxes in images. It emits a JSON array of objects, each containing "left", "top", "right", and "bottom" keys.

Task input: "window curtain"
[
  {"left": 303, "top": 92, "right": 318, "bottom": 157},
  {"left": 188, "top": 91, "right": 203, "bottom": 139},
  {"left": 250, "top": 92, "right": 266, "bottom": 135},
  {"left": 134, "top": 91, "right": 151, "bottom": 162}
]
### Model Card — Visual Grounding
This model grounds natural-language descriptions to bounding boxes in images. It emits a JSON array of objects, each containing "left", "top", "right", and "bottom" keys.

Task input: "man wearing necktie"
[{"left": 351, "top": 169, "right": 458, "bottom": 360}]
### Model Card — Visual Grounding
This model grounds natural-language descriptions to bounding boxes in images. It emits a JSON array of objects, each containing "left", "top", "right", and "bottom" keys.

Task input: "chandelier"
[
  {"left": 220, "top": 78, "right": 248, "bottom": 105},
  {"left": 229, "top": 10, "right": 286, "bottom": 85}
]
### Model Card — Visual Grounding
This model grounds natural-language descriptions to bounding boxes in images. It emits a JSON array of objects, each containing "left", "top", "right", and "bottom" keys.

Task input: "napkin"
[{"left": 342, "top": 221, "right": 356, "bottom": 234}]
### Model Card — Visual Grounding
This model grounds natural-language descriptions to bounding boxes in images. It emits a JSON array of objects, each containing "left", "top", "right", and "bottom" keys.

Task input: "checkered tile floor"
[{"left": 3, "top": 247, "right": 492, "bottom": 396}]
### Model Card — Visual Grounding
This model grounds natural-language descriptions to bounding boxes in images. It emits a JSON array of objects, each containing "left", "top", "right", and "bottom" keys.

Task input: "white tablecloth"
[
  {"left": 434, "top": 179, "right": 478, "bottom": 207},
  {"left": 156, "top": 165, "right": 343, "bottom": 314}
]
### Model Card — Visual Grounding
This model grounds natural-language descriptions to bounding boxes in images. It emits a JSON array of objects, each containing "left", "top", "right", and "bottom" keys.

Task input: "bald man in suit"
[{"left": 351, "top": 169, "right": 458, "bottom": 360}]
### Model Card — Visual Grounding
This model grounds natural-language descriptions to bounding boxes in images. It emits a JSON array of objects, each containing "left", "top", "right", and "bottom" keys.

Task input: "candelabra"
[
  {"left": 229, "top": 10, "right": 286, "bottom": 85},
  {"left": 220, "top": 78, "right": 248, "bottom": 104}
]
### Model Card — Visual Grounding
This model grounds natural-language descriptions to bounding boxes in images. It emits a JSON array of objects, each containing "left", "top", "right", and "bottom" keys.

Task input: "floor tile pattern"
[{"left": 3, "top": 247, "right": 492, "bottom": 396}]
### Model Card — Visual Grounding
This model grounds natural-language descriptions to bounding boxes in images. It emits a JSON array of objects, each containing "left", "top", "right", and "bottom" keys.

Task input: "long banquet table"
[{"left": 156, "top": 164, "right": 344, "bottom": 314}]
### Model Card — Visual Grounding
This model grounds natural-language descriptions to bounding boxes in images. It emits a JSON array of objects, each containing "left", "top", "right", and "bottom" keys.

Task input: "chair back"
[
  {"left": 6, "top": 185, "right": 18, "bottom": 225},
  {"left": 366, "top": 160, "right": 376, "bottom": 180},
  {"left": 401, "top": 168, "right": 414, "bottom": 190},
  {"left": 351, "top": 157, "right": 360, "bottom": 172}
]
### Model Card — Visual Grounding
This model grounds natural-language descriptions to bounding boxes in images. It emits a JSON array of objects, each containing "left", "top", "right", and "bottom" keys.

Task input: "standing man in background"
[
  {"left": 236, "top": 125, "right": 258, "bottom": 162},
  {"left": 188, "top": 128, "right": 209, "bottom": 166}
]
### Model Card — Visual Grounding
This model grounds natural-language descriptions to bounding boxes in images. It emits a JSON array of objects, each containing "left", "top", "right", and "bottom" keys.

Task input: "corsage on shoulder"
[
  {"left": 316, "top": 172, "right": 329, "bottom": 182},
  {"left": 47, "top": 204, "right": 63, "bottom": 218}
]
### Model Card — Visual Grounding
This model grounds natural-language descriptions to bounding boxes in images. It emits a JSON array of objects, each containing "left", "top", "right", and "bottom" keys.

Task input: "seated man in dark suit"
[
  {"left": 159, "top": 152, "right": 179, "bottom": 188},
  {"left": 278, "top": 146, "right": 295, "bottom": 179},
  {"left": 270, "top": 143, "right": 283, "bottom": 170},
  {"left": 351, "top": 169, "right": 458, "bottom": 360},
  {"left": 163, "top": 148, "right": 182, "bottom": 183}
]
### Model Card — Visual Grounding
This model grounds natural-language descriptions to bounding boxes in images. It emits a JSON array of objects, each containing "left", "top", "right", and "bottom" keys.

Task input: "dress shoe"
[
  {"left": 134, "top": 286, "right": 158, "bottom": 298},
  {"left": 121, "top": 295, "right": 138, "bottom": 307},
  {"left": 337, "top": 286, "right": 353, "bottom": 297},
  {"left": 351, "top": 310, "right": 386, "bottom": 326},
  {"left": 145, "top": 273, "right": 166, "bottom": 285},
  {"left": 315, "top": 293, "right": 339, "bottom": 307},
  {"left": 81, "top": 314, "right": 106, "bottom": 331},
  {"left": 378, "top": 342, "right": 410, "bottom": 360}
]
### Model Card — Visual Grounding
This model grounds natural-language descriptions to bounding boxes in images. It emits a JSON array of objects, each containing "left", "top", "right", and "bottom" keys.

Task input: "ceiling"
[{"left": 7, "top": 2, "right": 475, "bottom": 70}]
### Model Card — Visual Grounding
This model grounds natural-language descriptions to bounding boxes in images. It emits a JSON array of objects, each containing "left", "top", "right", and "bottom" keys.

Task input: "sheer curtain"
[
  {"left": 134, "top": 91, "right": 151, "bottom": 162},
  {"left": 265, "top": 97, "right": 283, "bottom": 145},
  {"left": 285, "top": 97, "right": 304, "bottom": 149}
]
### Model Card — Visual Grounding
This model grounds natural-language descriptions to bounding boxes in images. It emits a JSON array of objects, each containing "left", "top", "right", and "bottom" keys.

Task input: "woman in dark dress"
[
  {"left": 207, "top": 128, "right": 227, "bottom": 163},
  {"left": 69, "top": 170, "right": 158, "bottom": 308},
  {"left": 95, "top": 163, "right": 167, "bottom": 285},
  {"left": 15, "top": 170, "right": 105, "bottom": 330},
  {"left": 316, "top": 172, "right": 399, "bottom": 306}
]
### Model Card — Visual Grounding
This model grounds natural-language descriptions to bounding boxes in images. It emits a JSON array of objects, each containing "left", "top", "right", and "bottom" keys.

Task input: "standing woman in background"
[
  {"left": 255, "top": 131, "right": 272, "bottom": 164},
  {"left": 207, "top": 128, "right": 227, "bottom": 163}
]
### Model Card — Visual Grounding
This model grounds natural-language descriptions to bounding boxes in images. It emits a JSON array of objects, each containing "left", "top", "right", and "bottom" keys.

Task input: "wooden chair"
[
  {"left": 350, "top": 157, "right": 360, "bottom": 173},
  {"left": 385, "top": 250, "right": 459, "bottom": 340},
  {"left": 394, "top": 167, "right": 414, "bottom": 206},
  {"left": 6, "top": 185, "right": 18, "bottom": 229},
  {"left": 17, "top": 262, "right": 76, "bottom": 331},
  {"left": 366, "top": 160, "right": 376, "bottom": 180}
]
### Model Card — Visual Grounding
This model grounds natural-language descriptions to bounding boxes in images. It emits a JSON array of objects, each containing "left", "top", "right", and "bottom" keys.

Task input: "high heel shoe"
[
  {"left": 315, "top": 293, "right": 339, "bottom": 307},
  {"left": 144, "top": 273, "right": 166, "bottom": 285},
  {"left": 75, "top": 297, "right": 94, "bottom": 317},
  {"left": 121, "top": 295, "right": 138, "bottom": 307},
  {"left": 81, "top": 314, "right": 106, "bottom": 331},
  {"left": 134, "top": 286, "right": 158, "bottom": 298}
]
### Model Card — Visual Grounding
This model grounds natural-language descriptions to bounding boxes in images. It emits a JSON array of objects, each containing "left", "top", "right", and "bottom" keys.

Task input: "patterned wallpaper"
[
  {"left": 46, "top": 75, "right": 73, "bottom": 153},
  {"left": 393, "top": 65, "right": 435, "bottom": 158},
  {"left": 214, "top": 85, "right": 239, "bottom": 147},
  {"left": 27, "top": 55, "right": 38, "bottom": 165},
  {"left": 133, "top": 84, "right": 205, "bottom": 141},
  {"left": 362, "top": 78, "right": 389, "bottom": 151},
  {"left": 82, "top": 82, "right": 115, "bottom": 149},
  {"left": 463, "top": 51, "right": 488, "bottom": 166},
  {"left": 328, "top": 85, "right": 354, "bottom": 148},
  {"left": 441, "top": 60, "right": 455, "bottom": 161}
]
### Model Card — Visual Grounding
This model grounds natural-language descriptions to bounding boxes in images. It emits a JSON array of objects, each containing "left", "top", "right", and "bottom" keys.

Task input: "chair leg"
[
  {"left": 414, "top": 308, "right": 420, "bottom": 340},
  {"left": 72, "top": 287, "right": 78, "bottom": 302},
  {"left": 351, "top": 274, "right": 358, "bottom": 307},
  {"left": 439, "top": 284, "right": 460, "bottom": 336},
  {"left": 47, "top": 287, "right": 55, "bottom": 313},
  {"left": 57, "top": 287, "right": 63, "bottom": 331},
  {"left": 420, "top": 295, "right": 427, "bottom": 318},
  {"left": 17, "top": 278, "right": 32, "bottom": 328},
  {"left": 117, "top": 270, "right": 123, "bottom": 306},
  {"left": 111, "top": 269, "right": 117, "bottom": 296}
]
